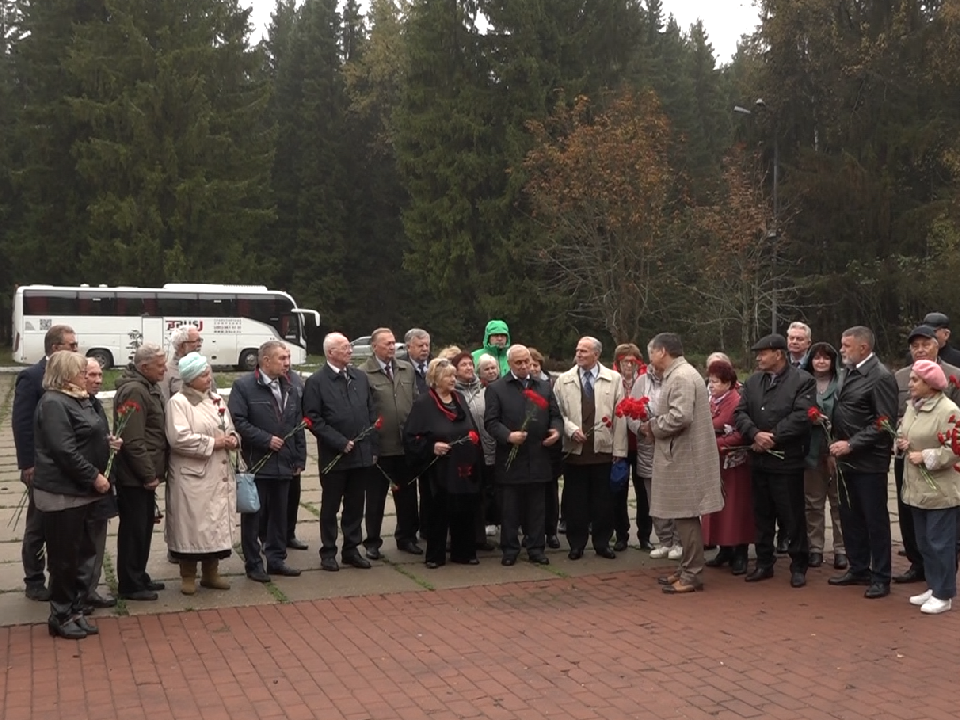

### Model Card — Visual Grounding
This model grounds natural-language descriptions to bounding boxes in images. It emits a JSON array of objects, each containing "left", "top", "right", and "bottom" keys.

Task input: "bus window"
[
  {"left": 156, "top": 294, "right": 197, "bottom": 316},
  {"left": 78, "top": 292, "right": 116, "bottom": 316},
  {"left": 24, "top": 290, "right": 78, "bottom": 315},
  {"left": 116, "top": 292, "right": 157, "bottom": 316},
  {"left": 197, "top": 297, "right": 235, "bottom": 318}
]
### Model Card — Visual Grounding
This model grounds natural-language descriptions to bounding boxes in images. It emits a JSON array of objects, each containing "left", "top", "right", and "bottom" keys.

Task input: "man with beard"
[
  {"left": 484, "top": 345, "right": 562, "bottom": 566},
  {"left": 891, "top": 325, "right": 960, "bottom": 584}
]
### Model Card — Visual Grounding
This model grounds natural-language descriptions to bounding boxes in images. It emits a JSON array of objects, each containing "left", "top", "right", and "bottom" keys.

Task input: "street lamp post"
[{"left": 734, "top": 99, "right": 779, "bottom": 335}]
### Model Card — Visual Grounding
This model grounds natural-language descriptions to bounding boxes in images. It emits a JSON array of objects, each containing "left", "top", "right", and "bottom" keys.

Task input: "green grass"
[{"left": 101, "top": 369, "right": 243, "bottom": 391}]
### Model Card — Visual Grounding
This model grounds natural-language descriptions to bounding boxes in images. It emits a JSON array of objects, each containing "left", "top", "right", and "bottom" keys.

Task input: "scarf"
[{"left": 57, "top": 383, "right": 89, "bottom": 400}]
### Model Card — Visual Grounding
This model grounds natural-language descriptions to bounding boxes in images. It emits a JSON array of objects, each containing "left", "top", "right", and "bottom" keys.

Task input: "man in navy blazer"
[{"left": 12, "top": 324, "right": 78, "bottom": 601}]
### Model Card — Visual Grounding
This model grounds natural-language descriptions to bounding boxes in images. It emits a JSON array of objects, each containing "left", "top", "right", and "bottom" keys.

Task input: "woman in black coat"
[
  {"left": 404, "top": 358, "right": 482, "bottom": 568},
  {"left": 33, "top": 351, "right": 112, "bottom": 639}
]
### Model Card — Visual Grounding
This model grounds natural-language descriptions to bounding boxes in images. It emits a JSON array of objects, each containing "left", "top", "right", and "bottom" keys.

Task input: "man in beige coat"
[
  {"left": 641, "top": 333, "right": 724, "bottom": 594},
  {"left": 555, "top": 337, "right": 629, "bottom": 559}
]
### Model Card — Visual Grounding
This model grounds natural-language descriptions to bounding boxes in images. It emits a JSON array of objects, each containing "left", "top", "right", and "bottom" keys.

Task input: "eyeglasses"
[{"left": 65, "top": 342, "right": 79, "bottom": 350}]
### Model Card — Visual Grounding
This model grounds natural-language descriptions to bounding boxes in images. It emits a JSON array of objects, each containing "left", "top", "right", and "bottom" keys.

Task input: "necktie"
[
  {"left": 384, "top": 363, "right": 393, "bottom": 381},
  {"left": 341, "top": 369, "right": 350, "bottom": 383},
  {"left": 268, "top": 379, "right": 282, "bottom": 406},
  {"left": 583, "top": 372, "right": 594, "bottom": 398},
  {"left": 419, "top": 363, "right": 426, "bottom": 376}
]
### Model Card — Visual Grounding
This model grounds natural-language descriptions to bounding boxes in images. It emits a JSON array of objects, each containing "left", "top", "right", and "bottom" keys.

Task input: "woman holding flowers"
[
  {"left": 896, "top": 359, "right": 960, "bottom": 615},
  {"left": 404, "top": 358, "right": 483, "bottom": 568},
  {"left": 165, "top": 353, "right": 239, "bottom": 595},
  {"left": 800, "top": 343, "right": 846, "bottom": 570},
  {"left": 702, "top": 359, "right": 753, "bottom": 575},
  {"left": 33, "top": 351, "right": 112, "bottom": 639}
]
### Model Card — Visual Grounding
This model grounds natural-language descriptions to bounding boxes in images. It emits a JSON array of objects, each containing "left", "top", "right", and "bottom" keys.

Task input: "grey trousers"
[
  {"left": 78, "top": 517, "right": 109, "bottom": 599},
  {"left": 644, "top": 478, "right": 680, "bottom": 546},
  {"left": 804, "top": 457, "right": 845, "bottom": 554},
  {"left": 675, "top": 517, "right": 706, "bottom": 586},
  {"left": 22, "top": 486, "right": 47, "bottom": 588}
]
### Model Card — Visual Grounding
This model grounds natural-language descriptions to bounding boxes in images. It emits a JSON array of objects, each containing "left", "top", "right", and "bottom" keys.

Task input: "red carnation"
[
  {"left": 807, "top": 407, "right": 823, "bottom": 422},
  {"left": 523, "top": 388, "right": 549, "bottom": 410},
  {"left": 950, "top": 375, "right": 960, "bottom": 388},
  {"left": 218, "top": 406, "right": 226, "bottom": 416},
  {"left": 602, "top": 416, "right": 612, "bottom": 428},
  {"left": 938, "top": 431, "right": 946, "bottom": 445},
  {"left": 875, "top": 416, "right": 888, "bottom": 429},
  {"left": 303, "top": 417, "right": 313, "bottom": 430},
  {"left": 468, "top": 430, "right": 480, "bottom": 445},
  {"left": 374, "top": 415, "right": 384, "bottom": 430}
]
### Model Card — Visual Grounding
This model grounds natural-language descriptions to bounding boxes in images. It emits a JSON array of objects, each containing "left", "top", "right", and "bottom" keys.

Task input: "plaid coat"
[{"left": 649, "top": 357, "right": 724, "bottom": 519}]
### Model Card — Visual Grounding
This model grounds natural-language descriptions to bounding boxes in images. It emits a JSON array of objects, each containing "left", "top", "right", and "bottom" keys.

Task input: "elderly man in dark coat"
[
  {"left": 484, "top": 345, "right": 563, "bottom": 566},
  {"left": 303, "top": 333, "right": 379, "bottom": 572}
]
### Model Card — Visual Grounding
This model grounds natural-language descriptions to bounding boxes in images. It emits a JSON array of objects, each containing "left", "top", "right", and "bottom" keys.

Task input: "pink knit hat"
[{"left": 912, "top": 359, "right": 947, "bottom": 391}]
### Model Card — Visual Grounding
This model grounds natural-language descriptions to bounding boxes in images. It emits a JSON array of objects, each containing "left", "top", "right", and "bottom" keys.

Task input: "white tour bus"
[{"left": 12, "top": 283, "right": 321, "bottom": 370}]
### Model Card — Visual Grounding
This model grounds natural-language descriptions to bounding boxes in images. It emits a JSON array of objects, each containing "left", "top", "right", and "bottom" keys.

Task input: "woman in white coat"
[{"left": 165, "top": 353, "right": 239, "bottom": 595}]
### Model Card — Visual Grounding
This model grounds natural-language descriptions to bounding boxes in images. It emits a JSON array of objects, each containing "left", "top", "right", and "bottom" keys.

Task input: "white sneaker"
[
  {"left": 667, "top": 546, "right": 683, "bottom": 560},
  {"left": 909, "top": 589, "right": 933, "bottom": 606},
  {"left": 485, "top": 525, "right": 497, "bottom": 537},
  {"left": 650, "top": 545, "right": 672, "bottom": 559},
  {"left": 921, "top": 597, "right": 952, "bottom": 615}
]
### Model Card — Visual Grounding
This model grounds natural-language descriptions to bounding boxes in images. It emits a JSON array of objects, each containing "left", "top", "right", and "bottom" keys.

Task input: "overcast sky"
[{"left": 243, "top": 0, "right": 761, "bottom": 64}]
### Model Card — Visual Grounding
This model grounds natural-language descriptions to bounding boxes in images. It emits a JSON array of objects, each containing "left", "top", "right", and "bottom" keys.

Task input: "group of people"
[{"left": 12, "top": 311, "right": 960, "bottom": 639}]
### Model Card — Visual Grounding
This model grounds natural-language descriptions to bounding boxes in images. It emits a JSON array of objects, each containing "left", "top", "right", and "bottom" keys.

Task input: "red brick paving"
[{"left": 2, "top": 562, "right": 958, "bottom": 720}]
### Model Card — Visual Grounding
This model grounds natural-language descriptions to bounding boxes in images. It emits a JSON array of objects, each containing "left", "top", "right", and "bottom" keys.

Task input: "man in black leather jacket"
[
  {"left": 735, "top": 334, "right": 816, "bottom": 588},
  {"left": 828, "top": 326, "right": 899, "bottom": 599}
]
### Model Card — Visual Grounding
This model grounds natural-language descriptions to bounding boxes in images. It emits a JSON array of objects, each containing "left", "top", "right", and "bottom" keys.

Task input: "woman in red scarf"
[{"left": 702, "top": 359, "right": 754, "bottom": 574}]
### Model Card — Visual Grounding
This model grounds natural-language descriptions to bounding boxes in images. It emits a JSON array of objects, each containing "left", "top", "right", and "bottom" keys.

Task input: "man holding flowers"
[
  {"left": 229, "top": 341, "right": 307, "bottom": 582},
  {"left": 303, "top": 333, "right": 380, "bottom": 572},
  {"left": 735, "top": 333, "right": 816, "bottom": 588},
  {"left": 484, "top": 345, "right": 562, "bottom": 566},
  {"left": 554, "top": 337, "right": 629, "bottom": 561},
  {"left": 827, "top": 326, "right": 899, "bottom": 599}
]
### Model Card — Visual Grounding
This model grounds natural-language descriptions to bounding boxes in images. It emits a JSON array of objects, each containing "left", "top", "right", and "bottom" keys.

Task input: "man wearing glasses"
[
  {"left": 162, "top": 325, "right": 216, "bottom": 402},
  {"left": 12, "top": 325, "right": 78, "bottom": 601}
]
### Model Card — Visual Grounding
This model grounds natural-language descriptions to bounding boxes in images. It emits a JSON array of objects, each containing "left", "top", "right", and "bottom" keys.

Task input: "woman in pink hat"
[{"left": 896, "top": 359, "right": 960, "bottom": 615}]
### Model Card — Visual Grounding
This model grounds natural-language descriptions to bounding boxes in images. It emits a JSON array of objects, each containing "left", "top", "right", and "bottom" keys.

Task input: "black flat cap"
[
  {"left": 908, "top": 325, "right": 938, "bottom": 342},
  {"left": 923, "top": 312, "right": 950, "bottom": 329},
  {"left": 751, "top": 334, "right": 788, "bottom": 352}
]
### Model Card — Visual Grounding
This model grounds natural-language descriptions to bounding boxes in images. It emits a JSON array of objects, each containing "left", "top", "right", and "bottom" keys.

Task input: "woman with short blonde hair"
[
  {"left": 426, "top": 357, "right": 457, "bottom": 387},
  {"left": 436, "top": 346, "right": 462, "bottom": 361}
]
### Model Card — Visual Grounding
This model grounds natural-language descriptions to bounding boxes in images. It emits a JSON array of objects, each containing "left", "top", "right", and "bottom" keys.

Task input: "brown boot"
[
  {"left": 200, "top": 559, "right": 230, "bottom": 590},
  {"left": 179, "top": 561, "right": 198, "bottom": 596}
]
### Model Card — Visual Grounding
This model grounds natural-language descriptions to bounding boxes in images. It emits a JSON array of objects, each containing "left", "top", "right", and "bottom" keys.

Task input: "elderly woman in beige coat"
[
  {"left": 896, "top": 359, "right": 960, "bottom": 615},
  {"left": 640, "top": 333, "right": 723, "bottom": 594},
  {"left": 165, "top": 353, "right": 239, "bottom": 595}
]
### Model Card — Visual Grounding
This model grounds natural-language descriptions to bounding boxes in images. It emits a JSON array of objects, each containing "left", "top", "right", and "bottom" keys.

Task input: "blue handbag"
[
  {"left": 235, "top": 471, "right": 261, "bottom": 514},
  {"left": 610, "top": 459, "right": 629, "bottom": 490}
]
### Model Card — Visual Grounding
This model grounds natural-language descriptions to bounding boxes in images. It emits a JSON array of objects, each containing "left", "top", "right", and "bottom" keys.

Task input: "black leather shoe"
[
  {"left": 246, "top": 568, "right": 270, "bottom": 583},
  {"left": 320, "top": 557, "right": 340, "bottom": 572},
  {"left": 120, "top": 590, "right": 159, "bottom": 601},
  {"left": 343, "top": 554, "right": 371, "bottom": 569},
  {"left": 365, "top": 547, "right": 383, "bottom": 561},
  {"left": 893, "top": 566, "right": 925, "bottom": 583},
  {"left": 287, "top": 537, "right": 309, "bottom": 551},
  {"left": 528, "top": 555, "right": 550, "bottom": 565},
  {"left": 501, "top": 557, "right": 516, "bottom": 567},
  {"left": 808, "top": 552, "right": 823, "bottom": 568},
  {"left": 596, "top": 547, "right": 617, "bottom": 559},
  {"left": 146, "top": 580, "right": 165, "bottom": 592},
  {"left": 705, "top": 549, "right": 733, "bottom": 568},
  {"left": 638, "top": 540, "right": 655, "bottom": 552},
  {"left": 425, "top": 561, "right": 439, "bottom": 569},
  {"left": 267, "top": 564, "right": 302, "bottom": 577},
  {"left": 75, "top": 615, "right": 99, "bottom": 635},
  {"left": 452, "top": 558, "right": 480, "bottom": 566},
  {"left": 557, "top": 520, "right": 566, "bottom": 534},
  {"left": 776, "top": 537, "right": 789, "bottom": 555},
  {"left": 613, "top": 538, "right": 628, "bottom": 552},
  {"left": 25, "top": 585, "right": 50, "bottom": 602},
  {"left": 476, "top": 540, "right": 497, "bottom": 552},
  {"left": 547, "top": 535, "right": 561, "bottom": 549},
  {"left": 745, "top": 566, "right": 774, "bottom": 582},
  {"left": 568, "top": 548, "right": 584, "bottom": 560},
  {"left": 48, "top": 618, "right": 87, "bottom": 640},
  {"left": 833, "top": 553, "right": 848, "bottom": 570},
  {"left": 828, "top": 571, "right": 871, "bottom": 586},
  {"left": 731, "top": 554, "right": 748, "bottom": 576},
  {"left": 87, "top": 593, "right": 117, "bottom": 609},
  {"left": 790, "top": 571, "right": 807, "bottom": 588},
  {"left": 398, "top": 541, "right": 424, "bottom": 555},
  {"left": 864, "top": 582, "right": 890, "bottom": 599}
]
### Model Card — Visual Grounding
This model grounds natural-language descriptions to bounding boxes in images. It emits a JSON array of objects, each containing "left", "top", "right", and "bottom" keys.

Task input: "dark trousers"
[
  {"left": 545, "top": 478, "right": 560, "bottom": 536},
  {"left": 43, "top": 504, "right": 92, "bottom": 622},
  {"left": 287, "top": 474, "right": 302, "bottom": 542},
  {"left": 913, "top": 507, "right": 959, "bottom": 600},
  {"left": 364, "top": 462, "right": 391, "bottom": 551},
  {"left": 418, "top": 475, "right": 432, "bottom": 541},
  {"left": 894, "top": 457, "right": 922, "bottom": 568},
  {"left": 752, "top": 469, "right": 809, "bottom": 573},
  {"left": 500, "top": 483, "right": 546, "bottom": 559},
  {"left": 320, "top": 467, "right": 367, "bottom": 559},
  {"left": 390, "top": 457, "right": 420, "bottom": 546},
  {"left": 22, "top": 486, "right": 47, "bottom": 588},
  {"left": 614, "top": 455, "right": 650, "bottom": 542},
  {"left": 564, "top": 461, "right": 615, "bottom": 552},
  {"left": 245, "top": 477, "right": 290, "bottom": 571},
  {"left": 837, "top": 471, "right": 892, "bottom": 584},
  {"left": 474, "top": 464, "right": 496, "bottom": 544},
  {"left": 116, "top": 485, "right": 156, "bottom": 595},
  {"left": 78, "top": 516, "right": 108, "bottom": 600},
  {"left": 427, "top": 485, "right": 478, "bottom": 565}
]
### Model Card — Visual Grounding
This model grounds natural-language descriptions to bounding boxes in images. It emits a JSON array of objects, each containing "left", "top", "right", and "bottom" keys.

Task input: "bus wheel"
[
  {"left": 239, "top": 349, "right": 258, "bottom": 372},
  {"left": 88, "top": 349, "right": 114, "bottom": 370}
]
